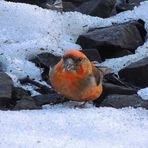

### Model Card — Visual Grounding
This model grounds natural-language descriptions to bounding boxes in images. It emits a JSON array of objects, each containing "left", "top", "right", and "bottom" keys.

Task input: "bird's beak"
[{"left": 64, "top": 58, "right": 75, "bottom": 71}]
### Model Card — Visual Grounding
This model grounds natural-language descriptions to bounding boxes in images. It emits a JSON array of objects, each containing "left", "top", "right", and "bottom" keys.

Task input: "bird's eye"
[{"left": 76, "top": 57, "right": 83, "bottom": 63}]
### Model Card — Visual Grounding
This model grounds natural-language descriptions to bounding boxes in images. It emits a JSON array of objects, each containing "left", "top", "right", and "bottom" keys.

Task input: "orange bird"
[{"left": 49, "top": 50, "right": 111, "bottom": 104}]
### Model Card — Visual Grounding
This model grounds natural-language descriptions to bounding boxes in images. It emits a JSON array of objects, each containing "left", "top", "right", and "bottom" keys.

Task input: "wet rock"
[
  {"left": 75, "top": 0, "right": 116, "bottom": 18},
  {"left": 99, "top": 94, "right": 148, "bottom": 109},
  {"left": 119, "top": 57, "right": 148, "bottom": 88},
  {"left": 77, "top": 20, "right": 146, "bottom": 60},
  {"left": 81, "top": 49, "right": 102, "bottom": 62},
  {"left": 0, "top": 72, "right": 13, "bottom": 109},
  {"left": 33, "top": 93, "right": 67, "bottom": 106}
]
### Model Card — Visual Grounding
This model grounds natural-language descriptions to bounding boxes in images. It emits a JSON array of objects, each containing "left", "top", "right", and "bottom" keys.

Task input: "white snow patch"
[
  {"left": 0, "top": 107, "right": 148, "bottom": 148},
  {"left": 138, "top": 87, "right": 148, "bottom": 100}
]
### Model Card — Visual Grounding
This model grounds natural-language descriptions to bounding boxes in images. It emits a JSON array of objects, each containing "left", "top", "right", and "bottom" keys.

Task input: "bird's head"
[{"left": 62, "top": 50, "right": 92, "bottom": 74}]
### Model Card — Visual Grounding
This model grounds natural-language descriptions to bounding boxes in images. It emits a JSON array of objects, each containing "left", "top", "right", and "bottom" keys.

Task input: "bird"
[{"left": 49, "top": 50, "right": 111, "bottom": 105}]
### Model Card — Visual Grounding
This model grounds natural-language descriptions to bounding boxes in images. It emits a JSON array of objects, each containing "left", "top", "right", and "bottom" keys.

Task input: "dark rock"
[
  {"left": 14, "top": 96, "right": 41, "bottom": 110},
  {"left": 12, "top": 87, "right": 41, "bottom": 110},
  {"left": 63, "top": 2, "right": 76, "bottom": 11},
  {"left": 103, "top": 82, "right": 137, "bottom": 95},
  {"left": 116, "top": 3, "right": 135, "bottom": 13},
  {"left": 0, "top": 63, "right": 3, "bottom": 72},
  {"left": 110, "top": 49, "right": 133, "bottom": 58},
  {"left": 31, "top": 52, "right": 60, "bottom": 83},
  {"left": 31, "top": 52, "right": 61, "bottom": 68},
  {"left": 93, "top": 73, "right": 138, "bottom": 106},
  {"left": 119, "top": 57, "right": 148, "bottom": 88},
  {"left": 33, "top": 93, "right": 67, "bottom": 106},
  {"left": 77, "top": 21, "right": 146, "bottom": 60},
  {"left": 0, "top": 72, "right": 13, "bottom": 109},
  {"left": 99, "top": 94, "right": 148, "bottom": 109},
  {"left": 103, "top": 73, "right": 139, "bottom": 89},
  {"left": 41, "top": 67, "right": 50, "bottom": 82},
  {"left": 12, "top": 87, "right": 31, "bottom": 100},
  {"left": 75, "top": 0, "right": 116, "bottom": 18},
  {"left": 116, "top": 0, "right": 147, "bottom": 13},
  {"left": 63, "top": 0, "right": 88, "bottom": 4},
  {"left": 81, "top": 49, "right": 102, "bottom": 62}
]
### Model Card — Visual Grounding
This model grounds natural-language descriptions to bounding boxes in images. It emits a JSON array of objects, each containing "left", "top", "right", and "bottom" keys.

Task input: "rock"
[
  {"left": 63, "top": 0, "right": 88, "bottom": 4},
  {"left": 31, "top": 52, "right": 61, "bottom": 68},
  {"left": 109, "top": 49, "right": 133, "bottom": 58},
  {"left": 41, "top": 67, "right": 50, "bottom": 82},
  {"left": 81, "top": 49, "right": 102, "bottom": 62},
  {"left": 119, "top": 57, "right": 148, "bottom": 88},
  {"left": 77, "top": 20, "right": 146, "bottom": 60},
  {"left": 0, "top": 63, "right": 2, "bottom": 72},
  {"left": 103, "top": 73, "right": 139, "bottom": 89},
  {"left": 0, "top": 72, "right": 13, "bottom": 109},
  {"left": 33, "top": 93, "right": 67, "bottom": 106},
  {"left": 12, "top": 87, "right": 40, "bottom": 110},
  {"left": 116, "top": 0, "right": 147, "bottom": 13},
  {"left": 75, "top": 0, "right": 116, "bottom": 18},
  {"left": 93, "top": 73, "right": 138, "bottom": 106},
  {"left": 99, "top": 94, "right": 148, "bottom": 109},
  {"left": 63, "top": 2, "right": 76, "bottom": 11},
  {"left": 14, "top": 96, "right": 41, "bottom": 110},
  {"left": 12, "top": 87, "right": 31, "bottom": 100},
  {"left": 103, "top": 83, "right": 138, "bottom": 95}
]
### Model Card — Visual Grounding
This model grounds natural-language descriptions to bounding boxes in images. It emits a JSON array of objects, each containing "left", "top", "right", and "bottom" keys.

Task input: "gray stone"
[
  {"left": 0, "top": 72, "right": 13, "bottom": 108},
  {"left": 75, "top": 0, "right": 116, "bottom": 18},
  {"left": 14, "top": 96, "right": 41, "bottom": 110},
  {"left": 99, "top": 94, "right": 148, "bottom": 109},
  {"left": 77, "top": 21, "right": 146, "bottom": 60},
  {"left": 119, "top": 57, "right": 148, "bottom": 88}
]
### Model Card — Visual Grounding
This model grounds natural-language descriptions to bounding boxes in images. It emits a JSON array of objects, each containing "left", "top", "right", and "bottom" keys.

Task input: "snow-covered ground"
[
  {"left": 0, "top": 106, "right": 148, "bottom": 148},
  {"left": 0, "top": 1, "right": 148, "bottom": 147}
]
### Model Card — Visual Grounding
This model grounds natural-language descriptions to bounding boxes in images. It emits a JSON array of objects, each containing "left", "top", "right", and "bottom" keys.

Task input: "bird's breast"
[{"left": 50, "top": 65, "right": 102, "bottom": 101}]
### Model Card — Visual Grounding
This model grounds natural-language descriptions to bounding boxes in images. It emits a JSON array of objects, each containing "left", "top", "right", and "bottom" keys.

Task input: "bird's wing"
[
  {"left": 92, "top": 68, "right": 102, "bottom": 86},
  {"left": 91, "top": 63, "right": 113, "bottom": 86}
]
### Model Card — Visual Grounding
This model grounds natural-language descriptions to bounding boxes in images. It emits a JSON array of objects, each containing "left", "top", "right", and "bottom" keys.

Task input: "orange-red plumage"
[{"left": 49, "top": 50, "right": 105, "bottom": 102}]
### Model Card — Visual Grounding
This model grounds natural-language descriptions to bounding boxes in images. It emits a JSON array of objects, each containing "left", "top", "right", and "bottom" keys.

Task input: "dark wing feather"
[
  {"left": 92, "top": 65, "right": 113, "bottom": 86},
  {"left": 93, "top": 68, "right": 102, "bottom": 86}
]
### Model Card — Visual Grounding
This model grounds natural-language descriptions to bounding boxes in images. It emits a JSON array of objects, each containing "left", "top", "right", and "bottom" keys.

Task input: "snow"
[
  {"left": 138, "top": 87, "right": 148, "bottom": 100},
  {"left": 0, "top": 1, "right": 148, "bottom": 147},
  {"left": 0, "top": 107, "right": 148, "bottom": 148}
]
